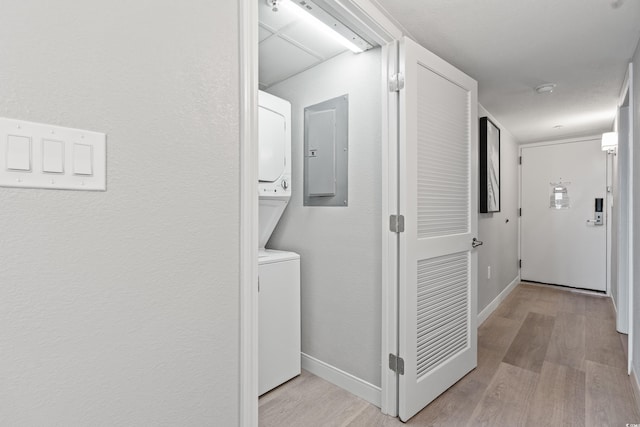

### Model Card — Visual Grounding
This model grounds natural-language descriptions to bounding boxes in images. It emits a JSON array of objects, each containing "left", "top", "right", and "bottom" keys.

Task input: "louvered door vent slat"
[
  {"left": 416, "top": 66, "right": 470, "bottom": 239},
  {"left": 416, "top": 252, "right": 469, "bottom": 379}
]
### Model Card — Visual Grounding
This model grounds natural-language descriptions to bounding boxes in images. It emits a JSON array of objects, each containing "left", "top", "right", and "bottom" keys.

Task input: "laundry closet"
[{"left": 256, "top": 0, "right": 384, "bottom": 399}]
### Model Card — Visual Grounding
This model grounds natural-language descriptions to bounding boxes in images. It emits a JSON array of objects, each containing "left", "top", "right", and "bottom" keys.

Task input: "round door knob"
[{"left": 281, "top": 179, "right": 289, "bottom": 190}]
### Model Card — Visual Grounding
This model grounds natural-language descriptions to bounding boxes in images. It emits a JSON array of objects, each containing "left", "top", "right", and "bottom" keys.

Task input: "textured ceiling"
[{"left": 373, "top": 0, "right": 640, "bottom": 142}]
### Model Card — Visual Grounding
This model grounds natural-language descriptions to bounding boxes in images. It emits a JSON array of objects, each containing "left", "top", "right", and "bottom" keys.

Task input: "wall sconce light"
[{"left": 601, "top": 132, "right": 618, "bottom": 153}]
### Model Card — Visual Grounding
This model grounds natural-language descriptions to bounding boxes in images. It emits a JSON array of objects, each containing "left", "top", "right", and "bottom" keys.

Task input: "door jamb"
[
  {"left": 320, "top": 3, "right": 402, "bottom": 414},
  {"left": 380, "top": 40, "right": 400, "bottom": 416},
  {"left": 239, "top": 0, "right": 404, "bottom": 423},
  {"left": 611, "top": 63, "right": 634, "bottom": 374},
  {"left": 613, "top": 67, "right": 632, "bottom": 336},
  {"left": 628, "top": 62, "right": 634, "bottom": 376},
  {"left": 617, "top": 63, "right": 634, "bottom": 375},
  {"left": 239, "top": 0, "right": 259, "bottom": 425}
]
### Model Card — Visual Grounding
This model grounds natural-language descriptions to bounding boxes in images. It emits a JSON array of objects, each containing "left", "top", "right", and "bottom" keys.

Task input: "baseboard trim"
[
  {"left": 478, "top": 275, "right": 520, "bottom": 326},
  {"left": 301, "top": 352, "right": 381, "bottom": 408},
  {"left": 632, "top": 367, "right": 640, "bottom": 411}
]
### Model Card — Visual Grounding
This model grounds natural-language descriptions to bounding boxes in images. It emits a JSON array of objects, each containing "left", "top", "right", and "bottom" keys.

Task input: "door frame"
[
  {"left": 613, "top": 67, "right": 632, "bottom": 336},
  {"left": 239, "top": 0, "right": 259, "bottom": 425},
  {"left": 616, "top": 62, "right": 634, "bottom": 374},
  {"left": 518, "top": 136, "right": 607, "bottom": 292},
  {"left": 238, "top": 1, "right": 404, "bottom": 423}
]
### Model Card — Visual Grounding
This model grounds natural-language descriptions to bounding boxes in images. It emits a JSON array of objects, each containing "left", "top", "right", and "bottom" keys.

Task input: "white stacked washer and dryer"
[{"left": 257, "top": 90, "right": 301, "bottom": 396}]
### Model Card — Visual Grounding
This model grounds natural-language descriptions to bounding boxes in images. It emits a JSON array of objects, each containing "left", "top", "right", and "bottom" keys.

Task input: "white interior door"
[
  {"left": 521, "top": 139, "right": 607, "bottom": 291},
  {"left": 397, "top": 37, "right": 478, "bottom": 422}
]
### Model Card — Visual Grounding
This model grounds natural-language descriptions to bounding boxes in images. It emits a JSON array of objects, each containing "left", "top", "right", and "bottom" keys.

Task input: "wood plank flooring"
[{"left": 259, "top": 283, "right": 640, "bottom": 426}]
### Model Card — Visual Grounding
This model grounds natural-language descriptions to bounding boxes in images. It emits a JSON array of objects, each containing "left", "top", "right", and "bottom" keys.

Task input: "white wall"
[
  {"left": 267, "top": 49, "right": 382, "bottom": 387},
  {"left": 477, "top": 106, "right": 520, "bottom": 314},
  {"left": 0, "top": 1, "right": 241, "bottom": 425}
]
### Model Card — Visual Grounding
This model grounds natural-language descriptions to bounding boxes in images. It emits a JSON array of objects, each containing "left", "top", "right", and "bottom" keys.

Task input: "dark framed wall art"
[{"left": 479, "top": 117, "right": 500, "bottom": 213}]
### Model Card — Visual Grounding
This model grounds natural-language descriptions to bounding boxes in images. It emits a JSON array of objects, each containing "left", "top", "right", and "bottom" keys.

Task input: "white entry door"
[
  {"left": 521, "top": 139, "right": 607, "bottom": 291},
  {"left": 397, "top": 37, "right": 478, "bottom": 422}
]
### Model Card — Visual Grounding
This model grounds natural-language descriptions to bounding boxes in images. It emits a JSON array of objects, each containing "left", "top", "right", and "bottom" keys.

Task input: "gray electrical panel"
[{"left": 304, "top": 95, "right": 348, "bottom": 207}]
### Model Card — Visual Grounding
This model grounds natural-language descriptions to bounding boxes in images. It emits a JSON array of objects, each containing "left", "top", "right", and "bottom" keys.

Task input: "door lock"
[
  {"left": 587, "top": 197, "right": 604, "bottom": 226},
  {"left": 472, "top": 238, "right": 483, "bottom": 248}
]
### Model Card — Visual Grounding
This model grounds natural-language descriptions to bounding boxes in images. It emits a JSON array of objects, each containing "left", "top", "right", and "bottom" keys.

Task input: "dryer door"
[{"left": 259, "top": 105, "right": 286, "bottom": 183}]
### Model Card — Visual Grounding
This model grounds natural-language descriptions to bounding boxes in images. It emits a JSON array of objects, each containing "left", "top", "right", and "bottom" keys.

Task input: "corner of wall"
[
  {"left": 477, "top": 275, "right": 520, "bottom": 325},
  {"left": 476, "top": 104, "right": 521, "bottom": 317},
  {"left": 301, "top": 353, "right": 382, "bottom": 408}
]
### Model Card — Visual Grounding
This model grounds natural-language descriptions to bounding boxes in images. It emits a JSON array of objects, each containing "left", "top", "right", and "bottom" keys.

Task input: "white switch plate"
[{"left": 0, "top": 118, "right": 106, "bottom": 191}]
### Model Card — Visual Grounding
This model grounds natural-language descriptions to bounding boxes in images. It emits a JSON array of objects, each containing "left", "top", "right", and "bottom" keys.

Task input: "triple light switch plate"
[{"left": 0, "top": 117, "right": 106, "bottom": 191}]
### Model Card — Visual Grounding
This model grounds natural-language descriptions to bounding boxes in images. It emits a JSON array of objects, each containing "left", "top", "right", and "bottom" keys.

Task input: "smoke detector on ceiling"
[
  {"left": 268, "top": 0, "right": 282, "bottom": 12},
  {"left": 611, "top": 0, "right": 624, "bottom": 9},
  {"left": 535, "top": 83, "right": 557, "bottom": 94}
]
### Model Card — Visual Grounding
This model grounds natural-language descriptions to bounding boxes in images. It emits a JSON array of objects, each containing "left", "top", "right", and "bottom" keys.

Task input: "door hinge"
[
  {"left": 389, "top": 73, "right": 405, "bottom": 92},
  {"left": 389, "top": 354, "right": 405, "bottom": 375},
  {"left": 519, "top": 208, "right": 522, "bottom": 217},
  {"left": 519, "top": 259, "right": 522, "bottom": 269},
  {"left": 519, "top": 156, "right": 522, "bottom": 165},
  {"left": 390, "top": 214, "right": 405, "bottom": 233}
]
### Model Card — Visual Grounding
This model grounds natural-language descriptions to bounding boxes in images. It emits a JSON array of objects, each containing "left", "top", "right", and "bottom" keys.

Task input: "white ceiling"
[
  {"left": 373, "top": 0, "right": 640, "bottom": 142},
  {"left": 258, "top": 0, "right": 348, "bottom": 89}
]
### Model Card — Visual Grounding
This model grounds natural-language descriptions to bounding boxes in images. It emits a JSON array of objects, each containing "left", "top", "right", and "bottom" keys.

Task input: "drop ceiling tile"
[
  {"left": 258, "top": 1, "right": 297, "bottom": 31},
  {"left": 259, "top": 24, "right": 273, "bottom": 42},
  {"left": 259, "top": 36, "right": 320, "bottom": 87},
  {"left": 280, "top": 22, "right": 346, "bottom": 59}
]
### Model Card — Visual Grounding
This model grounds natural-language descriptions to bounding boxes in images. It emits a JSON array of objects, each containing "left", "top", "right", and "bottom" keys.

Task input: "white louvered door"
[{"left": 397, "top": 37, "right": 478, "bottom": 422}]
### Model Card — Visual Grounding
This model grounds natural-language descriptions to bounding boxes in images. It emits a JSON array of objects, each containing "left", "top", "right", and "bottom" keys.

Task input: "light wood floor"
[{"left": 259, "top": 283, "right": 640, "bottom": 426}]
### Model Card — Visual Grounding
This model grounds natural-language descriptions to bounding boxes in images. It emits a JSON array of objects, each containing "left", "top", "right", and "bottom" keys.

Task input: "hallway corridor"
[{"left": 259, "top": 283, "right": 640, "bottom": 426}]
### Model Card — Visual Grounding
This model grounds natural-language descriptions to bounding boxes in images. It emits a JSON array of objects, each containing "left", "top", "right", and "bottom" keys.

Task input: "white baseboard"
[
  {"left": 477, "top": 275, "right": 520, "bottom": 326},
  {"left": 301, "top": 352, "right": 381, "bottom": 408},
  {"left": 632, "top": 367, "right": 640, "bottom": 412}
]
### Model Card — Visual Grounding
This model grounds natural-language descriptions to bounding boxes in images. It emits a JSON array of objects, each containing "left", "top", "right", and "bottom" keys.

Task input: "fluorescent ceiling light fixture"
[
  {"left": 280, "top": 0, "right": 371, "bottom": 53},
  {"left": 601, "top": 131, "right": 618, "bottom": 152}
]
